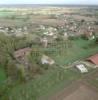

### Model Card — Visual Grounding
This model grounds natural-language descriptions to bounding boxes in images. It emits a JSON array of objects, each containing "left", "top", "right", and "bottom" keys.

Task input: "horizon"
[
  {"left": 0, "top": 4, "right": 98, "bottom": 5},
  {"left": 0, "top": 4, "right": 97, "bottom": 8},
  {"left": 0, "top": 0, "right": 98, "bottom": 5},
  {"left": 0, "top": 4, "right": 98, "bottom": 6}
]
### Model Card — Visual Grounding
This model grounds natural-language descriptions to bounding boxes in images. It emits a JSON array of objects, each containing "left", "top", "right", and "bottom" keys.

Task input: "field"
[
  {"left": 0, "top": 67, "right": 7, "bottom": 99},
  {"left": 72, "top": 15, "right": 97, "bottom": 21},
  {"left": 51, "top": 38, "right": 98, "bottom": 65},
  {"left": 0, "top": 11, "right": 14, "bottom": 17},
  {"left": 63, "top": 84, "right": 98, "bottom": 100},
  {"left": 85, "top": 69, "right": 98, "bottom": 90},
  {"left": 8, "top": 68, "right": 80, "bottom": 100},
  {"left": 64, "top": 85, "right": 98, "bottom": 100},
  {"left": 47, "top": 69, "right": 98, "bottom": 100},
  {"left": 49, "top": 83, "right": 98, "bottom": 100},
  {"left": 0, "top": 68, "right": 6, "bottom": 82}
]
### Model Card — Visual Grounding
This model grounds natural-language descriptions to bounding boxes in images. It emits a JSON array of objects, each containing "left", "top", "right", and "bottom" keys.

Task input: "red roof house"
[
  {"left": 87, "top": 54, "right": 98, "bottom": 65},
  {"left": 14, "top": 47, "right": 32, "bottom": 58}
]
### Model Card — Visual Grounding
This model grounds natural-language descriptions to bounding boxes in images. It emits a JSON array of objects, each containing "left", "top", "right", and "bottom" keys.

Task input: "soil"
[{"left": 47, "top": 81, "right": 98, "bottom": 100}]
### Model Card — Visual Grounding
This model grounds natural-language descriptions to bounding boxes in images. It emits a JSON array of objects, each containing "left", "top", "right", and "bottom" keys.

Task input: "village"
[{"left": 0, "top": 6, "right": 98, "bottom": 100}]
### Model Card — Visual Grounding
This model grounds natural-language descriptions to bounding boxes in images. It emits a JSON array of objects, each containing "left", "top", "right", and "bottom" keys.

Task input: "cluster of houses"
[
  {"left": 14, "top": 47, "right": 55, "bottom": 70},
  {"left": 40, "top": 25, "right": 58, "bottom": 47},
  {"left": 61, "top": 17, "right": 96, "bottom": 40},
  {"left": 39, "top": 15, "right": 97, "bottom": 46},
  {"left": 0, "top": 26, "right": 29, "bottom": 37},
  {"left": 0, "top": 12, "right": 97, "bottom": 41}
]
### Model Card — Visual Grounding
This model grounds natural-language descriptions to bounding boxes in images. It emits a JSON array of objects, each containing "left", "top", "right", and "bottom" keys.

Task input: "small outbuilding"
[
  {"left": 75, "top": 64, "right": 88, "bottom": 73},
  {"left": 41, "top": 55, "right": 55, "bottom": 65}
]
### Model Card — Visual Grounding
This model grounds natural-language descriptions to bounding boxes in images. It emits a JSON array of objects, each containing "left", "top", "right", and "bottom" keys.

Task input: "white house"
[
  {"left": 40, "top": 37, "right": 48, "bottom": 48},
  {"left": 63, "top": 32, "right": 68, "bottom": 40},
  {"left": 41, "top": 55, "right": 55, "bottom": 65}
]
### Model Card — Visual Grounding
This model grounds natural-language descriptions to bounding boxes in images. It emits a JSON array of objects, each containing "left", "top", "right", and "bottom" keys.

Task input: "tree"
[
  {"left": 6, "top": 60, "right": 18, "bottom": 80},
  {"left": 17, "top": 64, "right": 26, "bottom": 82}
]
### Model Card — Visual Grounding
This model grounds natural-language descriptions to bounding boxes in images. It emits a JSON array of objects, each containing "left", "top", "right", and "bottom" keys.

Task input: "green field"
[
  {"left": 0, "top": 11, "right": 15, "bottom": 17},
  {"left": 52, "top": 39, "right": 98, "bottom": 65},
  {"left": 0, "top": 68, "right": 6, "bottom": 82},
  {"left": 0, "top": 67, "right": 7, "bottom": 99},
  {"left": 9, "top": 68, "right": 80, "bottom": 100}
]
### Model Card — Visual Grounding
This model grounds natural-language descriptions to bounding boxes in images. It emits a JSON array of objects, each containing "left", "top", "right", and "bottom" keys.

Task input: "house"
[
  {"left": 14, "top": 47, "right": 32, "bottom": 60},
  {"left": 75, "top": 64, "right": 88, "bottom": 73},
  {"left": 41, "top": 55, "right": 55, "bottom": 65},
  {"left": 87, "top": 54, "right": 98, "bottom": 65},
  {"left": 40, "top": 25, "right": 45, "bottom": 30},
  {"left": 43, "top": 26, "right": 57, "bottom": 37},
  {"left": 63, "top": 32, "right": 68, "bottom": 40},
  {"left": 85, "top": 27, "right": 95, "bottom": 40},
  {"left": 40, "top": 37, "right": 48, "bottom": 48}
]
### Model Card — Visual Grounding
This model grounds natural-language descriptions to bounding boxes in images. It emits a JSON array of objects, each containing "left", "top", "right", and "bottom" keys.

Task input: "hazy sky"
[{"left": 0, "top": 0, "right": 98, "bottom": 5}]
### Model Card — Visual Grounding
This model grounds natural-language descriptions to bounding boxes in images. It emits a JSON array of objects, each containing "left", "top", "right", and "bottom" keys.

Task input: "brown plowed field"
[{"left": 48, "top": 82, "right": 98, "bottom": 100}]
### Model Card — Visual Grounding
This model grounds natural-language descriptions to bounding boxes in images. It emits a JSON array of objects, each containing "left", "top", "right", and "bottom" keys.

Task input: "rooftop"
[{"left": 87, "top": 54, "right": 98, "bottom": 65}]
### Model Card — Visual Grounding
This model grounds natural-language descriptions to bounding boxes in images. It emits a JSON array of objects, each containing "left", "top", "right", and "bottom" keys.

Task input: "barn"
[{"left": 87, "top": 54, "right": 98, "bottom": 65}]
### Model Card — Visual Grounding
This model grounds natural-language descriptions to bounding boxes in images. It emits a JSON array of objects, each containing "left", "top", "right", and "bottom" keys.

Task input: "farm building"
[
  {"left": 41, "top": 55, "right": 55, "bottom": 65},
  {"left": 14, "top": 47, "right": 32, "bottom": 59},
  {"left": 75, "top": 64, "right": 88, "bottom": 73},
  {"left": 87, "top": 54, "right": 98, "bottom": 65}
]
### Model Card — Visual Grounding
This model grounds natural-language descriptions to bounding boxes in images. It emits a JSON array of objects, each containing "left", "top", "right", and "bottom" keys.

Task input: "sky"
[{"left": 0, "top": 0, "right": 98, "bottom": 5}]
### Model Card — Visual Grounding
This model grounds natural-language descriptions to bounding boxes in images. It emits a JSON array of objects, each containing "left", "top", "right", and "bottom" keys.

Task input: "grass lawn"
[
  {"left": 9, "top": 67, "right": 81, "bottom": 100},
  {"left": 0, "top": 67, "right": 7, "bottom": 99},
  {"left": 0, "top": 68, "right": 6, "bottom": 83},
  {"left": 52, "top": 39, "right": 98, "bottom": 65}
]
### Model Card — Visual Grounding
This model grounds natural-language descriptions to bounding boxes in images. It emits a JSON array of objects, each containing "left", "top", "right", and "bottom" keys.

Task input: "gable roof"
[
  {"left": 14, "top": 47, "right": 32, "bottom": 58},
  {"left": 87, "top": 54, "right": 98, "bottom": 65}
]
